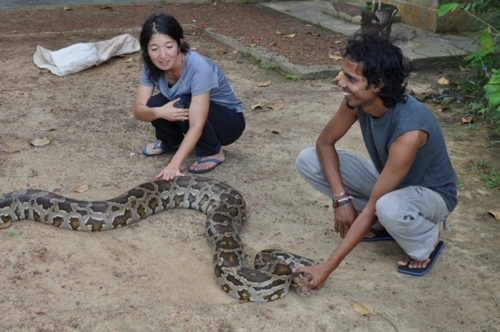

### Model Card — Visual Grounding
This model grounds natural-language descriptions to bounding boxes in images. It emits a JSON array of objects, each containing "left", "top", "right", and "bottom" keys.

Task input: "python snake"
[{"left": 0, "top": 176, "right": 315, "bottom": 302}]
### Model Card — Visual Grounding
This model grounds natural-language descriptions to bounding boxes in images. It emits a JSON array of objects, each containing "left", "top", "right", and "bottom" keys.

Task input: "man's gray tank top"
[{"left": 357, "top": 93, "right": 458, "bottom": 211}]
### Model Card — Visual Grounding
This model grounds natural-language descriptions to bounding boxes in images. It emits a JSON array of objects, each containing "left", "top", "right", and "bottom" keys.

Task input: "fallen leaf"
[
  {"left": 99, "top": 5, "right": 112, "bottom": 10},
  {"left": 63, "top": 6, "right": 73, "bottom": 11},
  {"left": 410, "top": 72, "right": 417, "bottom": 78},
  {"left": 250, "top": 44, "right": 257, "bottom": 47},
  {"left": 312, "top": 33, "right": 321, "bottom": 37},
  {"left": 328, "top": 54, "right": 342, "bottom": 61},
  {"left": 30, "top": 137, "right": 52, "bottom": 147},
  {"left": 332, "top": 71, "right": 344, "bottom": 82},
  {"left": 268, "top": 103, "right": 285, "bottom": 110},
  {"left": 269, "top": 42, "right": 277, "bottom": 46},
  {"left": 283, "top": 33, "right": 296, "bottom": 38},
  {"left": 437, "top": 106, "right": 450, "bottom": 112},
  {"left": 488, "top": 210, "right": 500, "bottom": 220},
  {"left": 217, "top": 50, "right": 227, "bottom": 55},
  {"left": 272, "top": 129, "right": 284, "bottom": 134},
  {"left": 251, "top": 103, "right": 263, "bottom": 110},
  {"left": 257, "top": 80, "right": 271, "bottom": 87},
  {"left": 305, "top": 24, "right": 312, "bottom": 28},
  {"left": 461, "top": 116, "right": 473, "bottom": 124},
  {"left": 352, "top": 302, "right": 376, "bottom": 316},
  {"left": 253, "top": 89, "right": 262, "bottom": 94},
  {"left": 8, "top": 231, "right": 21, "bottom": 237},
  {"left": 123, "top": 57, "right": 133, "bottom": 63},
  {"left": 73, "top": 184, "right": 89, "bottom": 193},
  {"left": 437, "top": 77, "right": 450, "bottom": 85}
]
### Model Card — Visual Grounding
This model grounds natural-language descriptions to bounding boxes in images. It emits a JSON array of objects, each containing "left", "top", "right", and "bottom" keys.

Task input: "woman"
[{"left": 134, "top": 14, "right": 245, "bottom": 181}]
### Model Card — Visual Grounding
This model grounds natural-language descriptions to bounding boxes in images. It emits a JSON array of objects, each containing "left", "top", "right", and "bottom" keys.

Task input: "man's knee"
[
  {"left": 375, "top": 192, "right": 406, "bottom": 226},
  {"left": 295, "top": 147, "right": 317, "bottom": 177}
]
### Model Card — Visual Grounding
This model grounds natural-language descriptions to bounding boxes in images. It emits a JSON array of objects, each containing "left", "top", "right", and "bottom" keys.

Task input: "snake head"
[{"left": 292, "top": 272, "right": 313, "bottom": 297}]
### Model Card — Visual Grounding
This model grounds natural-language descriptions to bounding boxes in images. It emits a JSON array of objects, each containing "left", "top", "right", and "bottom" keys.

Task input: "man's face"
[{"left": 338, "top": 57, "right": 381, "bottom": 113}]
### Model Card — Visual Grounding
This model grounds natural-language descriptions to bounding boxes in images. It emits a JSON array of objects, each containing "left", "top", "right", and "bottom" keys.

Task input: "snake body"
[{"left": 0, "top": 176, "right": 314, "bottom": 302}]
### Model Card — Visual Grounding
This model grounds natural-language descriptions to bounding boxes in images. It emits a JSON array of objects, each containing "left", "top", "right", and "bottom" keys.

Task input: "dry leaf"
[
  {"left": 488, "top": 210, "right": 500, "bottom": 220},
  {"left": 30, "top": 137, "right": 52, "bottom": 147},
  {"left": 250, "top": 44, "right": 257, "bottom": 47},
  {"left": 328, "top": 54, "right": 342, "bottom": 61},
  {"left": 123, "top": 57, "right": 133, "bottom": 63},
  {"left": 437, "top": 106, "right": 450, "bottom": 112},
  {"left": 268, "top": 104, "right": 285, "bottom": 110},
  {"left": 332, "top": 71, "right": 344, "bottom": 82},
  {"left": 257, "top": 80, "right": 271, "bottom": 87},
  {"left": 254, "top": 90, "right": 262, "bottom": 94},
  {"left": 461, "top": 116, "right": 473, "bottom": 124},
  {"left": 251, "top": 103, "right": 263, "bottom": 110},
  {"left": 352, "top": 302, "right": 376, "bottom": 316},
  {"left": 410, "top": 72, "right": 417, "bottom": 78},
  {"left": 283, "top": 33, "right": 296, "bottom": 38},
  {"left": 217, "top": 50, "right": 227, "bottom": 55},
  {"left": 312, "top": 33, "right": 320, "bottom": 37},
  {"left": 63, "top": 6, "right": 73, "bottom": 11},
  {"left": 269, "top": 42, "right": 277, "bottom": 46},
  {"left": 437, "top": 77, "right": 450, "bottom": 85},
  {"left": 272, "top": 129, "right": 284, "bottom": 134},
  {"left": 99, "top": 5, "right": 112, "bottom": 10},
  {"left": 73, "top": 184, "right": 89, "bottom": 193},
  {"left": 305, "top": 24, "right": 312, "bottom": 28}
]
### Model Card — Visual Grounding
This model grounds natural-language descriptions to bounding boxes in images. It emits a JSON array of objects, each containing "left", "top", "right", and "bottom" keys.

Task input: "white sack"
[{"left": 33, "top": 34, "right": 140, "bottom": 77}]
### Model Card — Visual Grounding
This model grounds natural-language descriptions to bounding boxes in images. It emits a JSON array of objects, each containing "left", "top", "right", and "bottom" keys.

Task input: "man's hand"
[
  {"left": 333, "top": 202, "right": 358, "bottom": 238},
  {"left": 294, "top": 261, "right": 334, "bottom": 289}
]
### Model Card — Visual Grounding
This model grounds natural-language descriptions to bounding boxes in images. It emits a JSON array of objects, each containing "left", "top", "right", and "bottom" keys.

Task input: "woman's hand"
[
  {"left": 334, "top": 202, "right": 358, "bottom": 238},
  {"left": 155, "top": 163, "right": 184, "bottom": 181},
  {"left": 158, "top": 98, "right": 189, "bottom": 122}
]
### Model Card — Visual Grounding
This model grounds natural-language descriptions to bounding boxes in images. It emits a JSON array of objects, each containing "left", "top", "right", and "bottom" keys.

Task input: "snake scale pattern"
[{"left": 0, "top": 176, "right": 314, "bottom": 302}]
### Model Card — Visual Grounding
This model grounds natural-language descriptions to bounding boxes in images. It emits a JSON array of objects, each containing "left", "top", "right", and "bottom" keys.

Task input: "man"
[{"left": 294, "top": 31, "right": 457, "bottom": 289}]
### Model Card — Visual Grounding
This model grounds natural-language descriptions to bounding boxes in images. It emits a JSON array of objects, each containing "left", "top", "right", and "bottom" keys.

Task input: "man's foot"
[
  {"left": 362, "top": 228, "right": 395, "bottom": 242},
  {"left": 188, "top": 151, "right": 225, "bottom": 174},
  {"left": 397, "top": 235, "right": 445, "bottom": 276}
]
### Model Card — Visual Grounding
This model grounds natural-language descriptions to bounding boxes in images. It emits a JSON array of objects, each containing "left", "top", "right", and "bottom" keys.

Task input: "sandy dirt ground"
[{"left": 1, "top": 23, "right": 500, "bottom": 332}]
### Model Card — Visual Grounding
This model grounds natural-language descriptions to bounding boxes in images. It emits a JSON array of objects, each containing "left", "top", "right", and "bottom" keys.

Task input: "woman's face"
[{"left": 147, "top": 33, "right": 181, "bottom": 71}]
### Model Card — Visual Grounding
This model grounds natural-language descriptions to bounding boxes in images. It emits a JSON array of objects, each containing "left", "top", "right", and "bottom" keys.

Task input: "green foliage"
[
  {"left": 438, "top": 1, "right": 500, "bottom": 132},
  {"left": 284, "top": 74, "right": 300, "bottom": 80},
  {"left": 261, "top": 62, "right": 276, "bottom": 70}
]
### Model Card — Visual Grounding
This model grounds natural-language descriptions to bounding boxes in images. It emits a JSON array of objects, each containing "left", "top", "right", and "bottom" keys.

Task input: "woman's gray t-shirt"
[{"left": 140, "top": 51, "right": 243, "bottom": 113}]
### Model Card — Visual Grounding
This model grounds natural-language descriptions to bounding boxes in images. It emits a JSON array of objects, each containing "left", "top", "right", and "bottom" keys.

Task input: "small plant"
[
  {"left": 285, "top": 74, "right": 300, "bottom": 80},
  {"left": 438, "top": 1, "right": 500, "bottom": 132},
  {"left": 470, "top": 160, "right": 500, "bottom": 189},
  {"left": 261, "top": 62, "right": 276, "bottom": 70}
]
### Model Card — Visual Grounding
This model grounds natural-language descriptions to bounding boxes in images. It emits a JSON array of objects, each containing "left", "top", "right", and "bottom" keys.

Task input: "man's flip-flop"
[
  {"left": 361, "top": 228, "right": 395, "bottom": 242},
  {"left": 188, "top": 157, "right": 224, "bottom": 174},
  {"left": 398, "top": 241, "right": 445, "bottom": 277},
  {"left": 142, "top": 140, "right": 165, "bottom": 156}
]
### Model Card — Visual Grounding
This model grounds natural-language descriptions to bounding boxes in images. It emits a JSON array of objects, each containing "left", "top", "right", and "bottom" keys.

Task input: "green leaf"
[
  {"left": 8, "top": 231, "right": 21, "bottom": 237},
  {"left": 437, "top": 3, "right": 460, "bottom": 16},
  {"left": 487, "top": 94, "right": 500, "bottom": 107},
  {"left": 479, "top": 28, "right": 494, "bottom": 52}
]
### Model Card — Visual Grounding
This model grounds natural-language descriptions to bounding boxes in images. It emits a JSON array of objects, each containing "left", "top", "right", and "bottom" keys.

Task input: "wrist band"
[{"left": 332, "top": 194, "right": 352, "bottom": 208}]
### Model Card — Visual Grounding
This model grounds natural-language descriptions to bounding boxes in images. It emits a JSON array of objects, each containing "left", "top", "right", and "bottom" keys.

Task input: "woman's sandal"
[{"left": 142, "top": 140, "right": 166, "bottom": 156}]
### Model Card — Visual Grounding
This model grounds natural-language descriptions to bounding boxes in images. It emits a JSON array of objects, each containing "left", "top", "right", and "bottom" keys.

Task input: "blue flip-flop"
[
  {"left": 361, "top": 228, "right": 395, "bottom": 242},
  {"left": 188, "top": 156, "right": 224, "bottom": 174},
  {"left": 398, "top": 241, "right": 445, "bottom": 277},
  {"left": 142, "top": 140, "right": 165, "bottom": 156}
]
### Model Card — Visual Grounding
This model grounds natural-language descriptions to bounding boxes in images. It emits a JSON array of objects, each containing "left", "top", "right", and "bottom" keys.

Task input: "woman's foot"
[
  {"left": 188, "top": 150, "right": 225, "bottom": 174},
  {"left": 142, "top": 140, "right": 165, "bottom": 156}
]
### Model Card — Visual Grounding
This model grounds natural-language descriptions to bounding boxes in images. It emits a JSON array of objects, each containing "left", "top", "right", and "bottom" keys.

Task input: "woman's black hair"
[
  {"left": 139, "top": 13, "right": 191, "bottom": 83},
  {"left": 342, "top": 30, "right": 414, "bottom": 108}
]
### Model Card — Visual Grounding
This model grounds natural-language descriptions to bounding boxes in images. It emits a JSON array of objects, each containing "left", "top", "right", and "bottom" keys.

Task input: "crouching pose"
[
  {"left": 134, "top": 14, "right": 245, "bottom": 180},
  {"left": 294, "top": 31, "right": 458, "bottom": 289}
]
